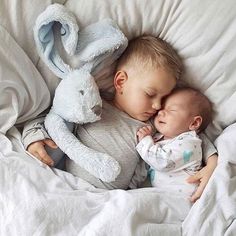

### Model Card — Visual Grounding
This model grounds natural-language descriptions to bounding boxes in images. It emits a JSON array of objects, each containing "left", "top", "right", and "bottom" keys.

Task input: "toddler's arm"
[
  {"left": 27, "top": 139, "right": 57, "bottom": 166},
  {"left": 199, "top": 133, "right": 217, "bottom": 163},
  {"left": 129, "top": 159, "right": 148, "bottom": 189},
  {"left": 22, "top": 112, "right": 57, "bottom": 166},
  {"left": 186, "top": 133, "right": 218, "bottom": 202}
]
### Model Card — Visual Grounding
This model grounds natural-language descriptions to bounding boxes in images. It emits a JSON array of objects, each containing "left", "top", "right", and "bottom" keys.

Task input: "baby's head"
[
  {"left": 112, "top": 35, "right": 183, "bottom": 121},
  {"left": 154, "top": 87, "right": 213, "bottom": 139}
]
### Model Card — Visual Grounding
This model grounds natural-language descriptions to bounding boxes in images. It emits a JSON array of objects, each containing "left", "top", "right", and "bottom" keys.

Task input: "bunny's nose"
[{"left": 92, "top": 105, "right": 102, "bottom": 116}]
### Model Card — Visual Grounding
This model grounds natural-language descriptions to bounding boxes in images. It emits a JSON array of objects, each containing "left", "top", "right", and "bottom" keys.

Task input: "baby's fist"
[{"left": 137, "top": 126, "right": 152, "bottom": 142}]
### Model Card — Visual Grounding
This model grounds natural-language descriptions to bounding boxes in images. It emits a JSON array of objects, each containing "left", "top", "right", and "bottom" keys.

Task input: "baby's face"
[
  {"left": 154, "top": 91, "right": 197, "bottom": 138},
  {"left": 114, "top": 67, "right": 176, "bottom": 121}
]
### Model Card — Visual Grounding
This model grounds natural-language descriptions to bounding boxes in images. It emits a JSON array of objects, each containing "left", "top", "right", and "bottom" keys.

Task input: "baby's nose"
[
  {"left": 158, "top": 109, "right": 165, "bottom": 116},
  {"left": 92, "top": 105, "right": 102, "bottom": 116}
]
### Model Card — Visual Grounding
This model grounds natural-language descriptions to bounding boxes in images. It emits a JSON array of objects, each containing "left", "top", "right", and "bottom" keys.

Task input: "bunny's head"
[{"left": 52, "top": 69, "right": 102, "bottom": 124}]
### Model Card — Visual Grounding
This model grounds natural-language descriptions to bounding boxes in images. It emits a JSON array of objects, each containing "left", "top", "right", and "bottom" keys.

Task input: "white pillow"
[
  {"left": 62, "top": 0, "right": 236, "bottom": 140},
  {"left": 0, "top": 0, "right": 66, "bottom": 96},
  {"left": 0, "top": 25, "right": 50, "bottom": 134}
]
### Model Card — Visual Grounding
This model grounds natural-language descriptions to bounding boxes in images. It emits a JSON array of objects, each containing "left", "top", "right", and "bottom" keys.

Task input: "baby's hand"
[
  {"left": 27, "top": 139, "right": 57, "bottom": 166},
  {"left": 137, "top": 126, "right": 153, "bottom": 142}
]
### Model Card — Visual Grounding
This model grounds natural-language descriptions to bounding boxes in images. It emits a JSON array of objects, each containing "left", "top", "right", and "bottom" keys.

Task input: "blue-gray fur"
[{"left": 34, "top": 4, "right": 128, "bottom": 182}]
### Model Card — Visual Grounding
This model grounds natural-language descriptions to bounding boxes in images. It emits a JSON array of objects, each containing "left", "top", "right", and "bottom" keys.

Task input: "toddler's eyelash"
[{"left": 145, "top": 92, "right": 156, "bottom": 97}]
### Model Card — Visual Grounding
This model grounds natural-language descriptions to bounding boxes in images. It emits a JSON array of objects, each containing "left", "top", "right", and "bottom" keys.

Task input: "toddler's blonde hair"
[{"left": 116, "top": 35, "right": 183, "bottom": 80}]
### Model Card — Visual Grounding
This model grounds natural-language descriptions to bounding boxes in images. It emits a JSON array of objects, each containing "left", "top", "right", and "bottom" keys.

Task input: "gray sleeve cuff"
[
  {"left": 22, "top": 116, "right": 50, "bottom": 149},
  {"left": 199, "top": 132, "right": 217, "bottom": 163}
]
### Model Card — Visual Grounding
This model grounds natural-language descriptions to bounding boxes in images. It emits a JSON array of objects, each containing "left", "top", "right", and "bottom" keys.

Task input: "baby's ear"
[
  {"left": 189, "top": 116, "right": 202, "bottom": 131},
  {"left": 114, "top": 70, "right": 128, "bottom": 92}
]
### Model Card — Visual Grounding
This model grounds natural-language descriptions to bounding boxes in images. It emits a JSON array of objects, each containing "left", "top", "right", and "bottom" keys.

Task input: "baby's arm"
[
  {"left": 22, "top": 112, "right": 57, "bottom": 166},
  {"left": 136, "top": 132, "right": 202, "bottom": 172}
]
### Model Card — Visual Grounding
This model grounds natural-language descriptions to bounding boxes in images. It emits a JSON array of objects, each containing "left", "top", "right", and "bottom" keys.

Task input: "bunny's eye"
[{"left": 79, "top": 90, "right": 84, "bottom": 95}]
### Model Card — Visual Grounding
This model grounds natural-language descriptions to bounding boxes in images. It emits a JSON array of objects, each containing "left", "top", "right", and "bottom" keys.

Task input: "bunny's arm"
[{"left": 45, "top": 110, "right": 121, "bottom": 182}]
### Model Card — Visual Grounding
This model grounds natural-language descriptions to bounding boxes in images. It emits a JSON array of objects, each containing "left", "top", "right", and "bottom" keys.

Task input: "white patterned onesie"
[{"left": 136, "top": 131, "right": 202, "bottom": 196}]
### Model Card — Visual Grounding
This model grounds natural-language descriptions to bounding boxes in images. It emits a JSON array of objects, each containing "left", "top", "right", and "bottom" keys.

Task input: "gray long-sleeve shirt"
[{"left": 22, "top": 100, "right": 216, "bottom": 190}]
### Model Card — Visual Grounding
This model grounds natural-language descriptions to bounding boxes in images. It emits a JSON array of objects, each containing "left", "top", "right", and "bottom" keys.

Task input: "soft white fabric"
[
  {"left": 0, "top": 0, "right": 65, "bottom": 96},
  {"left": 0, "top": 25, "right": 50, "bottom": 134},
  {"left": 183, "top": 123, "right": 236, "bottom": 235},
  {"left": 0, "top": 128, "right": 187, "bottom": 236},
  {"left": 0, "top": 0, "right": 236, "bottom": 235}
]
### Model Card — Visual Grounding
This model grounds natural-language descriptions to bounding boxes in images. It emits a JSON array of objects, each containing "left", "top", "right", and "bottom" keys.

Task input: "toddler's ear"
[
  {"left": 114, "top": 70, "right": 128, "bottom": 92},
  {"left": 189, "top": 116, "right": 202, "bottom": 131}
]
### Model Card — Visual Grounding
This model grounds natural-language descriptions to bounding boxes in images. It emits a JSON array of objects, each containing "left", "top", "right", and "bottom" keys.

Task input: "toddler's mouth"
[{"left": 145, "top": 112, "right": 156, "bottom": 116}]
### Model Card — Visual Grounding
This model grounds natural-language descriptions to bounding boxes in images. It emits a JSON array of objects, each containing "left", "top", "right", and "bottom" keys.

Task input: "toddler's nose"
[
  {"left": 152, "top": 101, "right": 161, "bottom": 110},
  {"left": 92, "top": 105, "right": 102, "bottom": 116}
]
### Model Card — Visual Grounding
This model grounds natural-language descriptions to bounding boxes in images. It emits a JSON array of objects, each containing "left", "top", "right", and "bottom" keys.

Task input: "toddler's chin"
[{"left": 138, "top": 116, "right": 150, "bottom": 122}]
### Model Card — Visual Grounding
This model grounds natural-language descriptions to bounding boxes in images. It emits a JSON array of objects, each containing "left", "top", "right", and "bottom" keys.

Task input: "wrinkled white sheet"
[
  {"left": 183, "top": 124, "right": 236, "bottom": 236},
  {"left": 1, "top": 0, "right": 236, "bottom": 235},
  {"left": 0, "top": 25, "right": 50, "bottom": 134},
  {"left": 1, "top": 128, "right": 189, "bottom": 236},
  {"left": 1, "top": 126, "right": 236, "bottom": 235}
]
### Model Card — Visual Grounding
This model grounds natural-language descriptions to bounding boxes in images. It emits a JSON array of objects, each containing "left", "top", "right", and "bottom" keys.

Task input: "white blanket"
[
  {"left": 1, "top": 128, "right": 187, "bottom": 235},
  {"left": 1, "top": 0, "right": 236, "bottom": 235}
]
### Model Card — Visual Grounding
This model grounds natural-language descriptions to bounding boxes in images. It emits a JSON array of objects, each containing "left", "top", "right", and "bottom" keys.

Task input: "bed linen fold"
[{"left": 0, "top": 0, "right": 236, "bottom": 235}]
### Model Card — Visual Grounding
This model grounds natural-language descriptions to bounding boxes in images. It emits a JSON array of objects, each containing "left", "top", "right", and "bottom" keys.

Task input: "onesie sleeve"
[
  {"left": 22, "top": 111, "right": 50, "bottom": 149},
  {"left": 136, "top": 133, "right": 202, "bottom": 172}
]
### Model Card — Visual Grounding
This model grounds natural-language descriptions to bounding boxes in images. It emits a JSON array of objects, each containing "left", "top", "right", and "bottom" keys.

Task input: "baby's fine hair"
[
  {"left": 173, "top": 87, "right": 213, "bottom": 132},
  {"left": 116, "top": 35, "right": 183, "bottom": 80}
]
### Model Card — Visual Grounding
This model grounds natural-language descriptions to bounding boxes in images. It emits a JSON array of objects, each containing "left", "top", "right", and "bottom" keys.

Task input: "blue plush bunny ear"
[
  {"left": 34, "top": 4, "right": 79, "bottom": 79},
  {"left": 75, "top": 18, "right": 128, "bottom": 75},
  {"left": 34, "top": 4, "right": 128, "bottom": 79}
]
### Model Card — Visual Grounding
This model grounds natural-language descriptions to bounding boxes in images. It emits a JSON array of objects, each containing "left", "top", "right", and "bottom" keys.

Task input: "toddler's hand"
[
  {"left": 27, "top": 139, "right": 57, "bottom": 166},
  {"left": 137, "top": 126, "right": 153, "bottom": 142},
  {"left": 187, "top": 154, "right": 217, "bottom": 202}
]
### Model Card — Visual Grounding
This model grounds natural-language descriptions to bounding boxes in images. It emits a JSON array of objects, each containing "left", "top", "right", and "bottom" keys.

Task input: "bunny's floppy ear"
[
  {"left": 34, "top": 4, "right": 128, "bottom": 80},
  {"left": 73, "top": 18, "right": 128, "bottom": 76},
  {"left": 33, "top": 4, "right": 79, "bottom": 79}
]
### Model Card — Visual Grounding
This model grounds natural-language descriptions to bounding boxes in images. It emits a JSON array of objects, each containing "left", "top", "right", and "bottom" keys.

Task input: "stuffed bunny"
[{"left": 34, "top": 4, "right": 128, "bottom": 182}]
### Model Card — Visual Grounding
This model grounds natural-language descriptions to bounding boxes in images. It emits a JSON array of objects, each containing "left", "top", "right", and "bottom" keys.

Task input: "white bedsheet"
[
  {"left": 1, "top": 125, "right": 235, "bottom": 235},
  {"left": 1, "top": 0, "right": 236, "bottom": 235},
  {"left": 1, "top": 130, "right": 186, "bottom": 236}
]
